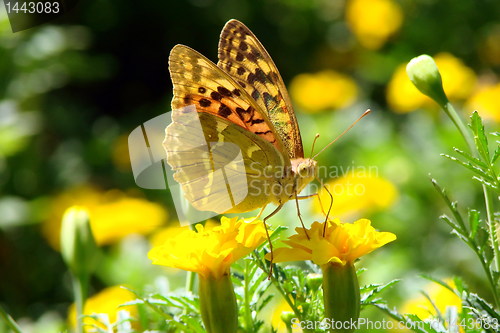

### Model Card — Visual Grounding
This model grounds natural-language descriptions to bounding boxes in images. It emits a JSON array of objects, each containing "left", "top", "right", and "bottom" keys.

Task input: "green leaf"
[
  {"left": 491, "top": 144, "right": 500, "bottom": 164},
  {"left": 431, "top": 178, "right": 468, "bottom": 233},
  {"left": 470, "top": 111, "right": 490, "bottom": 162},
  {"left": 420, "top": 275, "right": 457, "bottom": 294},
  {"left": 453, "top": 147, "right": 489, "bottom": 169},
  {"left": 464, "top": 292, "right": 500, "bottom": 321},
  {"left": 372, "top": 303, "right": 440, "bottom": 333},
  {"left": 439, "top": 215, "right": 464, "bottom": 237},
  {"left": 360, "top": 280, "right": 400, "bottom": 305},
  {"left": 468, "top": 209, "right": 480, "bottom": 239},
  {"left": 452, "top": 276, "right": 465, "bottom": 294},
  {"left": 441, "top": 153, "right": 492, "bottom": 180},
  {"left": 473, "top": 176, "right": 499, "bottom": 191}
]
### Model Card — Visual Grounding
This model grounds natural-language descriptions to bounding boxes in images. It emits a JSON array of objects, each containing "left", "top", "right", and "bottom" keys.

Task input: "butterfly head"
[{"left": 292, "top": 158, "right": 318, "bottom": 187}]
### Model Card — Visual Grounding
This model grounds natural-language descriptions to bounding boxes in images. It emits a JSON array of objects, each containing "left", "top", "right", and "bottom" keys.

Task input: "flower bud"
[
  {"left": 198, "top": 272, "right": 238, "bottom": 333},
  {"left": 406, "top": 54, "right": 449, "bottom": 107},
  {"left": 322, "top": 262, "right": 360, "bottom": 333},
  {"left": 60, "top": 206, "right": 99, "bottom": 279},
  {"left": 307, "top": 273, "right": 323, "bottom": 292}
]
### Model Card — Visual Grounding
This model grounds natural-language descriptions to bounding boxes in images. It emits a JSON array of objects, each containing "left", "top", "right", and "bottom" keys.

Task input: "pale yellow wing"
[
  {"left": 164, "top": 106, "right": 285, "bottom": 214},
  {"left": 169, "top": 44, "right": 289, "bottom": 161},
  {"left": 218, "top": 19, "right": 304, "bottom": 159}
]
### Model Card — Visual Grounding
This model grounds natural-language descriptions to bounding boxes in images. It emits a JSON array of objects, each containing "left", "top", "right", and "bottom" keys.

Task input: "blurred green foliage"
[{"left": 1, "top": 0, "right": 499, "bottom": 332}]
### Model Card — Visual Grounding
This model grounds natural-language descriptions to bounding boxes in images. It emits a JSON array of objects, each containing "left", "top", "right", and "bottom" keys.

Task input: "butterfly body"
[{"left": 164, "top": 20, "right": 318, "bottom": 215}]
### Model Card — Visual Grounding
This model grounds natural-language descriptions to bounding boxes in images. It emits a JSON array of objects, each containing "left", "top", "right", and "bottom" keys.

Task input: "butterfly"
[{"left": 164, "top": 19, "right": 321, "bottom": 228}]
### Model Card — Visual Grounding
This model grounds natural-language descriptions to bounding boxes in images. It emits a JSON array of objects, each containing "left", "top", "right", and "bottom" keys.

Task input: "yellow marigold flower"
[
  {"left": 43, "top": 186, "right": 167, "bottom": 249},
  {"left": 465, "top": 82, "right": 500, "bottom": 122},
  {"left": 68, "top": 285, "right": 138, "bottom": 332},
  {"left": 149, "top": 219, "right": 220, "bottom": 248},
  {"left": 290, "top": 70, "right": 358, "bottom": 113},
  {"left": 388, "top": 53, "right": 477, "bottom": 113},
  {"left": 269, "top": 219, "right": 396, "bottom": 266},
  {"left": 402, "top": 279, "right": 461, "bottom": 317},
  {"left": 314, "top": 172, "right": 398, "bottom": 219},
  {"left": 346, "top": 0, "right": 403, "bottom": 50},
  {"left": 148, "top": 216, "right": 267, "bottom": 279}
]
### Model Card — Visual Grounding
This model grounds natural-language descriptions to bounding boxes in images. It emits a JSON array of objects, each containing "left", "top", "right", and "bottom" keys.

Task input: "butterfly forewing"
[
  {"left": 169, "top": 45, "right": 287, "bottom": 158},
  {"left": 218, "top": 19, "right": 304, "bottom": 159}
]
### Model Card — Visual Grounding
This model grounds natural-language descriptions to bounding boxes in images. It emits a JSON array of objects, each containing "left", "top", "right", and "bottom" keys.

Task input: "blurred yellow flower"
[
  {"left": 290, "top": 70, "right": 358, "bottom": 113},
  {"left": 268, "top": 218, "right": 396, "bottom": 266},
  {"left": 465, "top": 82, "right": 500, "bottom": 122},
  {"left": 435, "top": 53, "right": 477, "bottom": 100},
  {"left": 396, "top": 279, "right": 461, "bottom": 332},
  {"left": 314, "top": 172, "right": 398, "bottom": 218},
  {"left": 148, "top": 216, "right": 267, "bottom": 279},
  {"left": 68, "top": 285, "right": 138, "bottom": 332},
  {"left": 388, "top": 53, "right": 477, "bottom": 113},
  {"left": 387, "top": 64, "right": 427, "bottom": 113},
  {"left": 271, "top": 299, "right": 300, "bottom": 333},
  {"left": 346, "top": 0, "right": 403, "bottom": 50},
  {"left": 43, "top": 186, "right": 167, "bottom": 249}
]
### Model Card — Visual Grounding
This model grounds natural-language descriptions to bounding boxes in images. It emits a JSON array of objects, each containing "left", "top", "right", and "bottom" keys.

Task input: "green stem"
[
  {"left": 243, "top": 260, "right": 253, "bottom": 330},
  {"left": 441, "top": 101, "right": 500, "bottom": 307},
  {"left": 72, "top": 274, "right": 89, "bottom": 333},
  {"left": 185, "top": 223, "right": 200, "bottom": 294},
  {"left": 185, "top": 271, "right": 195, "bottom": 293},
  {"left": 442, "top": 102, "right": 475, "bottom": 153},
  {"left": 0, "top": 305, "right": 22, "bottom": 333},
  {"left": 484, "top": 187, "right": 500, "bottom": 281},
  {"left": 475, "top": 240, "right": 500, "bottom": 307}
]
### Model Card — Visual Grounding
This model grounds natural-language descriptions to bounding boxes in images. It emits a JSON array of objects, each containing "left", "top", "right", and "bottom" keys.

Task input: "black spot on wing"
[
  {"left": 199, "top": 98, "right": 211, "bottom": 107},
  {"left": 218, "top": 103, "right": 232, "bottom": 117},
  {"left": 217, "top": 86, "right": 233, "bottom": 97},
  {"left": 239, "top": 41, "right": 248, "bottom": 51},
  {"left": 211, "top": 91, "right": 222, "bottom": 101}
]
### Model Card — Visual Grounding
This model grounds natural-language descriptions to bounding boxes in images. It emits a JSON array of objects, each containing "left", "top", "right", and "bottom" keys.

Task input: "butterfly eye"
[{"left": 297, "top": 164, "right": 308, "bottom": 177}]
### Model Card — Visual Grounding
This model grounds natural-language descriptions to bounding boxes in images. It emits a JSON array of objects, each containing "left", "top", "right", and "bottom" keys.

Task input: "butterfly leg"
[
  {"left": 263, "top": 203, "right": 284, "bottom": 278},
  {"left": 321, "top": 184, "right": 334, "bottom": 237},
  {"left": 294, "top": 193, "right": 310, "bottom": 240},
  {"left": 255, "top": 205, "right": 267, "bottom": 220}
]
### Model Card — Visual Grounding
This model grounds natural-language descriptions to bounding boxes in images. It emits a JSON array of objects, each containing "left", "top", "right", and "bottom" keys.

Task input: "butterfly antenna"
[
  {"left": 312, "top": 109, "right": 371, "bottom": 159},
  {"left": 310, "top": 133, "right": 320, "bottom": 158}
]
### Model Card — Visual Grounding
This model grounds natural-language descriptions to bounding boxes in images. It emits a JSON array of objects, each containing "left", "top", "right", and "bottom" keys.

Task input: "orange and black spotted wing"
[
  {"left": 217, "top": 19, "right": 304, "bottom": 159},
  {"left": 168, "top": 44, "right": 288, "bottom": 159}
]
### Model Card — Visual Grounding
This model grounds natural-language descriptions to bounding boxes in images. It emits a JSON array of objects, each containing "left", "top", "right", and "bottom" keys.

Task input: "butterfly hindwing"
[
  {"left": 169, "top": 44, "right": 288, "bottom": 158},
  {"left": 164, "top": 107, "right": 286, "bottom": 213},
  {"left": 218, "top": 19, "right": 304, "bottom": 159}
]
